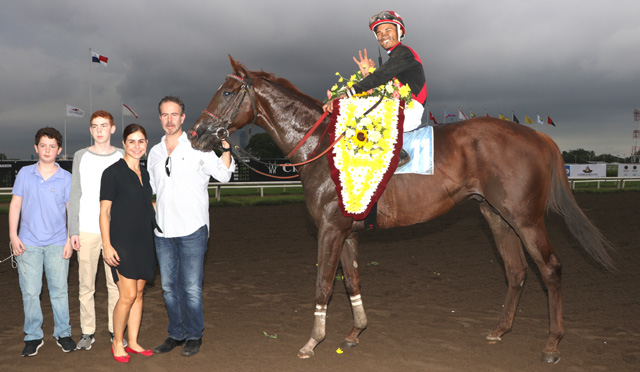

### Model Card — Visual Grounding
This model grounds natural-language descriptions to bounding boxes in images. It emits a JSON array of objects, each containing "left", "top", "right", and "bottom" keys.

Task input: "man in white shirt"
[{"left": 148, "top": 96, "right": 234, "bottom": 357}]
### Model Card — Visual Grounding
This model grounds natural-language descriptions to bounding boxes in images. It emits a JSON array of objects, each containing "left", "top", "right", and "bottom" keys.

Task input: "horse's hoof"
[
  {"left": 297, "top": 349, "right": 314, "bottom": 359},
  {"left": 486, "top": 334, "right": 502, "bottom": 342},
  {"left": 341, "top": 339, "right": 359, "bottom": 349},
  {"left": 541, "top": 352, "right": 561, "bottom": 364}
]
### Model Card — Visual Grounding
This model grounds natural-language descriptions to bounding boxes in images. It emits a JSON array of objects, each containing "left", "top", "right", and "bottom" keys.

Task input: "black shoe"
[
  {"left": 55, "top": 336, "right": 76, "bottom": 353},
  {"left": 22, "top": 339, "right": 44, "bottom": 357},
  {"left": 398, "top": 149, "right": 410, "bottom": 167},
  {"left": 153, "top": 337, "right": 186, "bottom": 354},
  {"left": 181, "top": 338, "right": 202, "bottom": 356}
]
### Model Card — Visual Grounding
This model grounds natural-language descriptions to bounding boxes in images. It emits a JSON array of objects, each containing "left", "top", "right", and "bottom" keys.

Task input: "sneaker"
[
  {"left": 109, "top": 332, "right": 128, "bottom": 347},
  {"left": 76, "top": 334, "right": 95, "bottom": 350},
  {"left": 22, "top": 339, "right": 44, "bottom": 357},
  {"left": 55, "top": 336, "right": 76, "bottom": 353}
]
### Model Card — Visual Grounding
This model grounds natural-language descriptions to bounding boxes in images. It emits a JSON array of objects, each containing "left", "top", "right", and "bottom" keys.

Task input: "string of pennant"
[{"left": 429, "top": 106, "right": 556, "bottom": 126}]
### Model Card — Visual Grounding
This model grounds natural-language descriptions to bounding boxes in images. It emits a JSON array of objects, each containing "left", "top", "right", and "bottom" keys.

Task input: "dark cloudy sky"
[{"left": 1, "top": 0, "right": 638, "bottom": 160}]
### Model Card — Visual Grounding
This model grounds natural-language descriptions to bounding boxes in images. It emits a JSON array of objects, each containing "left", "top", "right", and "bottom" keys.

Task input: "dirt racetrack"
[{"left": 0, "top": 192, "right": 638, "bottom": 372}]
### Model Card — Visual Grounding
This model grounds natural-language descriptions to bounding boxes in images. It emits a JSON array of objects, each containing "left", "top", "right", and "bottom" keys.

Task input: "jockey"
[{"left": 323, "top": 10, "right": 427, "bottom": 165}]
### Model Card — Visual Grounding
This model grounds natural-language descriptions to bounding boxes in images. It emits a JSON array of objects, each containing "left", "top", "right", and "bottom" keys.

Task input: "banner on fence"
[
  {"left": 618, "top": 164, "right": 640, "bottom": 177},
  {"left": 565, "top": 164, "right": 606, "bottom": 177}
]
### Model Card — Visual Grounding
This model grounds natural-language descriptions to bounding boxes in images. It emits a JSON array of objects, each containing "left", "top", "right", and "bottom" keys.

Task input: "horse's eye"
[{"left": 224, "top": 91, "right": 231, "bottom": 96}]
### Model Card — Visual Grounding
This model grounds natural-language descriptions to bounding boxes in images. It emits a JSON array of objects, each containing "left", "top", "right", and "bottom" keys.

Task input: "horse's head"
[{"left": 188, "top": 56, "right": 258, "bottom": 151}]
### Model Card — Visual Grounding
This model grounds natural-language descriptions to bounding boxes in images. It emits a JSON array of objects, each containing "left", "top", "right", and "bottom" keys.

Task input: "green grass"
[{"left": 1, "top": 183, "right": 638, "bottom": 215}]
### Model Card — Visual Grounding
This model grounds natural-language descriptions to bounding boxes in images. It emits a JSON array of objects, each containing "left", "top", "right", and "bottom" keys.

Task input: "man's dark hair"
[
  {"left": 35, "top": 127, "right": 63, "bottom": 147},
  {"left": 158, "top": 96, "right": 185, "bottom": 115}
]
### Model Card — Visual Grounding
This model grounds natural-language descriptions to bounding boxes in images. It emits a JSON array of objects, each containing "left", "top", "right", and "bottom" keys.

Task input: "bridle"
[
  {"left": 200, "top": 74, "right": 259, "bottom": 142},
  {"left": 197, "top": 73, "right": 381, "bottom": 179}
]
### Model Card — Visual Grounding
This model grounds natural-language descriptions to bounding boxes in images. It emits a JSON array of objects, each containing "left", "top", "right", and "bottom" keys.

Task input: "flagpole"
[
  {"left": 89, "top": 48, "right": 93, "bottom": 145},
  {"left": 443, "top": 106, "right": 446, "bottom": 123},
  {"left": 64, "top": 103, "right": 67, "bottom": 160},
  {"left": 121, "top": 103, "right": 124, "bottom": 136},
  {"left": 426, "top": 105, "right": 430, "bottom": 126}
]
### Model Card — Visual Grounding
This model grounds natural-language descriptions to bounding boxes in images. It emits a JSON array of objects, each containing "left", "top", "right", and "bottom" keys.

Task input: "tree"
[
  {"left": 246, "top": 133, "right": 285, "bottom": 158},
  {"left": 562, "top": 148, "right": 595, "bottom": 164}
]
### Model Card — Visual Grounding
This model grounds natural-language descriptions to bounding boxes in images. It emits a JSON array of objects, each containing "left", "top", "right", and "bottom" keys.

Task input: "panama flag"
[
  {"left": 122, "top": 103, "right": 139, "bottom": 118},
  {"left": 91, "top": 51, "right": 108, "bottom": 66},
  {"left": 66, "top": 104, "right": 84, "bottom": 118}
]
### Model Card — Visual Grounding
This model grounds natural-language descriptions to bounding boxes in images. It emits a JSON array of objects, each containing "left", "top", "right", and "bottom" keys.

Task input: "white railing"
[
  {"left": 207, "top": 181, "right": 302, "bottom": 201},
  {"left": 567, "top": 177, "right": 640, "bottom": 189},
  {"left": 2, "top": 177, "right": 639, "bottom": 198}
]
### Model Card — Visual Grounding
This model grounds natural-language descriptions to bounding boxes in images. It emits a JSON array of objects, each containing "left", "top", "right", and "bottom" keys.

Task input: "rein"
[{"left": 199, "top": 74, "right": 380, "bottom": 179}]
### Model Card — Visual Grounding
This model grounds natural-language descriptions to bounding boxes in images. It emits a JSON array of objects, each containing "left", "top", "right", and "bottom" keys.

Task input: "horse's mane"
[{"left": 251, "top": 70, "right": 323, "bottom": 107}]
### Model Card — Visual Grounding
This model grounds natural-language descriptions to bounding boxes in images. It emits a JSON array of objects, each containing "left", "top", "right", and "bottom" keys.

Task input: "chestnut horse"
[{"left": 188, "top": 57, "right": 613, "bottom": 363}]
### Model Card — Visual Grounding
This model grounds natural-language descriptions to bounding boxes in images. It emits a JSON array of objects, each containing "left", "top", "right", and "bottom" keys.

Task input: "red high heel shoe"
[
  {"left": 111, "top": 346, "right": 130, "bottom": 363},
  {"left": 125, "top": 345, "right": 154, "bottom": 356}
]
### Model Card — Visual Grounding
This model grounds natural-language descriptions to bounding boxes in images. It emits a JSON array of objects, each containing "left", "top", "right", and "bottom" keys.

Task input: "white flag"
[
  {"left": 537, "top": 114, "right": 544, "bottom": 125},
  {"left": 66, "top": 104, "right": 84, "bottom": 118},
  {"left": 122, "top": 103, "right": 139, "bottom": 118}
]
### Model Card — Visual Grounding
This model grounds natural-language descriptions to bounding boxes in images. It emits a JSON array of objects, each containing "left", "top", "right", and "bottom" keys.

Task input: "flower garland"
[
  {"left": 331, "top": 96, "right": 403, "bottom": 216},
  {"left": 325, "top": 68, "right": 414, "bottom": 105},
  {"left": 325, "top": 69, "right": 412, "bottom": 218}
]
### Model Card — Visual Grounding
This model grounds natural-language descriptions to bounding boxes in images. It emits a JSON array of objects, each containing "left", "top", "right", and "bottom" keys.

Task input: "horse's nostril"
[{"left": 189, "top": 130, "right": 198, "bottom": 138}]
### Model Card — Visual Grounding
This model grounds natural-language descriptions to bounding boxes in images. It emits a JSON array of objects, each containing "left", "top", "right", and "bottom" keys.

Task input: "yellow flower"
[
  {"left": 399, "top": 85, "right": 411, "bottom": 97},
  {"left": 368, "top": 67, "right": 376, "bottom": 74},
  {"left": 354, "top": 129, "right": 368, "bottom": 146}
]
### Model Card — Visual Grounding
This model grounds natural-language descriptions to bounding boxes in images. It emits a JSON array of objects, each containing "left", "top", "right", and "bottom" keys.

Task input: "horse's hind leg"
[
  {"left": 339, "top": 232, "right": 367, "bottom": 349},
  {"left": 478, "top": 203, "right": 528, "bottom": 342}
]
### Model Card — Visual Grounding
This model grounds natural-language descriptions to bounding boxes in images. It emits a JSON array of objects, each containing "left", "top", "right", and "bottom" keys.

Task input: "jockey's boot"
[{"left": 398, "top": 149, "right": 410, "bottom": 167}]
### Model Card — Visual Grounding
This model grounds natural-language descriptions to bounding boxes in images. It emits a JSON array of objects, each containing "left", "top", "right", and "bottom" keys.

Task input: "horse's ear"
[{"left": 228, "top": 55, "right": 249, "bottom": 79}]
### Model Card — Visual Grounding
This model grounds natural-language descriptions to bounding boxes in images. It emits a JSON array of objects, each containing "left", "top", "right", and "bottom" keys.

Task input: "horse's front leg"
[
  {"left": 298, "top": 224, "right": 350, "bottom": 359},
  {"left": 339, "top": 232, "right": 367, "bottom": 349}
]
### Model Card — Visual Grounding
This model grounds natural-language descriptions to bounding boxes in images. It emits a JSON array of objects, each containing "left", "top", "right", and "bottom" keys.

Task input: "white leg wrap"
[{"left": 350, "top": 294, "right": 362, "bottom": 307}]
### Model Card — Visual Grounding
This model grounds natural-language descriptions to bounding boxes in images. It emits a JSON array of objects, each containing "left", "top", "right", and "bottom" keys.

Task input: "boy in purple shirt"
[{"left": 9, "top": 127, "right": 76, "bottom": 357}]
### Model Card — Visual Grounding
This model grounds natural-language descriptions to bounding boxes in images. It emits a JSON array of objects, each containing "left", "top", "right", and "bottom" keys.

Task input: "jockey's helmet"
[{"left": 369, "top": 10, "right": 405, "bottom": 40}]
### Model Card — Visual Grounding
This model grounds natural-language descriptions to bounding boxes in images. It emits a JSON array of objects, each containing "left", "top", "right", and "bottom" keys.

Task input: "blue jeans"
[
  {"left": 155, "top": 225, "right": 208, "bottom": 340},
  {"left": 17, "top": 244, "right": 71, "bottom": 341}
]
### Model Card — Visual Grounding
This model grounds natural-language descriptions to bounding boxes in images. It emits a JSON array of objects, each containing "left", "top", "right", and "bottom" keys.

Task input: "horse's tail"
[{"left": 546, "top": 138, "right": 615, "bottom": 270}]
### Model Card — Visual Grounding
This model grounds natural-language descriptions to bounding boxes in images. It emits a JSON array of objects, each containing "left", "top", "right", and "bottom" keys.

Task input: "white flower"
[{"left": 368, "top": 130, "right": 382, "bottom": 143}]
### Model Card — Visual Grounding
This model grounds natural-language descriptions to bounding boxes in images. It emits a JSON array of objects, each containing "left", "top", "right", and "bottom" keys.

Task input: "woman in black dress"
[{"left": 100, "top": 124, "right": 156, "bottom": 362}]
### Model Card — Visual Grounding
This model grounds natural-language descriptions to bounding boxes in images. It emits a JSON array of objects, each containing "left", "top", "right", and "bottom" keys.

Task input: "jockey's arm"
[{"left": 353, "top": 47, "right": 418, "bottom": 94}]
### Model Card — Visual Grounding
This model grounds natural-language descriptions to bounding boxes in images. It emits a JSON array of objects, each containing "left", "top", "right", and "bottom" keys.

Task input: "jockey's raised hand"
[{"left": 353, "top": 48, "right": 375, "bottom": 77}]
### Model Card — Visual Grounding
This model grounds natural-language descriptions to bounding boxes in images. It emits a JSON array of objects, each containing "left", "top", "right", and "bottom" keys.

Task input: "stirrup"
[{"left": 398, "top": 149, "right": 410, "bottom": 167}]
